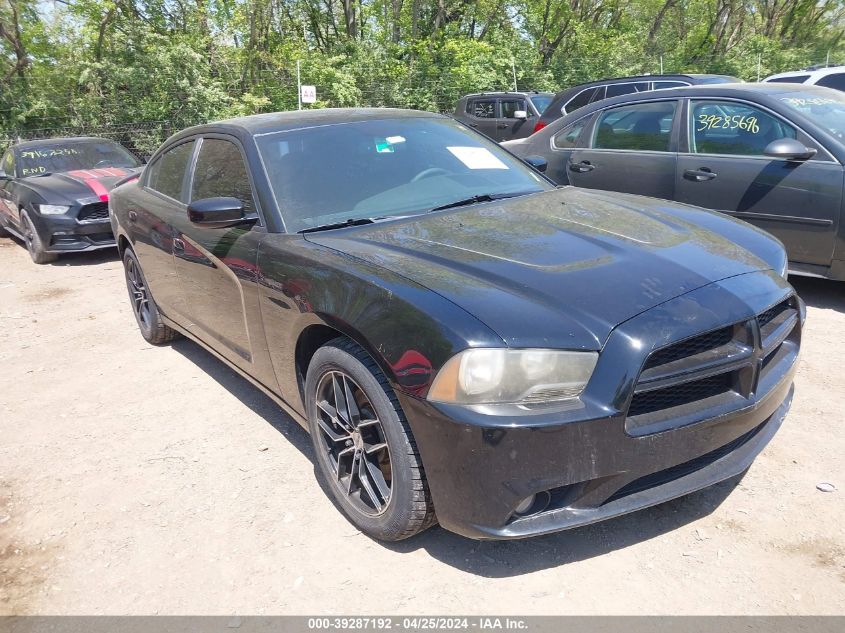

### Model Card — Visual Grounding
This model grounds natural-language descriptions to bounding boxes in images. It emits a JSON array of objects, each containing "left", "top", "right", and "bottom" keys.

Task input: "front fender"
[{"left": 257, "top": 234, "right": 504, "bottom": 416}]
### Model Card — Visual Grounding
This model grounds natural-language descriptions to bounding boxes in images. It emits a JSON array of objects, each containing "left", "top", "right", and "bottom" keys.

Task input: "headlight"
[
  {"left": 37, "top": 204, "right": 70, "bottom": 215},
  {"left": 428, "top": 348, "right": 598, "bottom": 405}
]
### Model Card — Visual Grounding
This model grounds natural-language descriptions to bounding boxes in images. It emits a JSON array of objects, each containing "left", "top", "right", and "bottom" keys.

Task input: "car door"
[
  {"left": 131, "top": 139, "right": 197, "bottom": 319},
  {"left": 566, "top": 99, "right": 679, "bottom": 199},
  {"left": 497, "top": 97, "right": 532, "bottom": 141},
  {"left": 675, "top": 98, "right": 842, "bottom": 268},
  {"left": 170, "top": 135, "right": 267, "bottom": 374},
  {"left": 543, "top": 117, "right": 593, "bottom": 185},
  {"left": 463, "top": 97, "right": 499, "bottom": 139}
]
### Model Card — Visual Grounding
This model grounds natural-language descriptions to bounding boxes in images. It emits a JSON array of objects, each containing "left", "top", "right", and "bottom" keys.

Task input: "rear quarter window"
[{"left": 563, "top": 88, "right": 598, "bottom": 114}]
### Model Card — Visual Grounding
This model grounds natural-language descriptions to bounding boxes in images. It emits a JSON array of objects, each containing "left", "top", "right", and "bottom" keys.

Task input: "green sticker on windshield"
[{"left": 375, "top": 138, "right": 395, "bottom": 153}]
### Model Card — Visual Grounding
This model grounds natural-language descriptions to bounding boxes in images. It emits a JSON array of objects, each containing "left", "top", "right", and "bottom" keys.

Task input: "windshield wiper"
[
  {"left": 298, "top": 217, "right": 382, "bottom": 234},
  {"left": 428, "top": 190, "right": 537, "bottom": 212}
]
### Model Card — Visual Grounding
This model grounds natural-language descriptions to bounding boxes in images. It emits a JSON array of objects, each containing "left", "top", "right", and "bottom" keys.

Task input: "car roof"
[
  {"left": 558, "top": 82, "right": 834, "bottom": 112},
  {"left": 11, "top": 136, "right": 118, "bottom": 151},
  {"left": 556, "top": 73, "right": 734, "bottom": 92},
  {"left": 189, "top": 107, "right": 442, "bottom": 137},
  {"left": 460, "top": 91, "right": 553, "bottom": 98}
]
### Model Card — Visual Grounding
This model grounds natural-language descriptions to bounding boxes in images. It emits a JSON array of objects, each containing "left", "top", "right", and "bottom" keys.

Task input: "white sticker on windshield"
[{"left": 447, "top": 146, "right": 508, "bottom": 170}]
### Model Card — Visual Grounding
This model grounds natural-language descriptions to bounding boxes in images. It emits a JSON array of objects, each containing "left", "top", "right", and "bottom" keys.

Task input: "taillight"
[{"left": 532, "top": 121, "right": 547, "bottom": 134}]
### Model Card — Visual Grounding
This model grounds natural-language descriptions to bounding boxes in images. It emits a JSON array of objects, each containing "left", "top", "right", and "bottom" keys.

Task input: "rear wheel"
[
  {"left": 122, "top": 248, "right": 180, "bottom": 345},
  {"left": 21, "top": 212, "right": 57, "bottom": 264},
  {"left": 305, "top": 338, "right": 436, "bottom": 541}
]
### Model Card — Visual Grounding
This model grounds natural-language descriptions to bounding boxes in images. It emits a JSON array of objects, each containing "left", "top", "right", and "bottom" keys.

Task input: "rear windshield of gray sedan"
[
  {"left": 779, "top": 90, "right": 845, "bottom": 139},
  {"left": 255, "top": 117, "right": 549, "bottom": 232}
]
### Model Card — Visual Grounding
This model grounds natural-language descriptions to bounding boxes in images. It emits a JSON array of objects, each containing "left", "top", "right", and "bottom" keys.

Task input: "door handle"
[
  {"left": 468, "top": 123, "right": 478, "bottom": 128},
  {"left": 173, "top": 238, "right": 185, "bottom": 253},
  {"left": 497, "top": 123, "right": 509, "bottom": 129},
  {"left": 683, "top": 168, "right": 717, "bottom": 182},
  {"left": 569, "top": 161, "right": 595, "bottom": 173}
]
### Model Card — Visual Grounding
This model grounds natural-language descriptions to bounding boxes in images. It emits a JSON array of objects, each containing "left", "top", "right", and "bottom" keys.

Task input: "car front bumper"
[
  {"left": 29, "top": 209, "right": 115, "bottom": 253},
  {"left": 400, "top": 270, "right": 803, "bottom": 540}
]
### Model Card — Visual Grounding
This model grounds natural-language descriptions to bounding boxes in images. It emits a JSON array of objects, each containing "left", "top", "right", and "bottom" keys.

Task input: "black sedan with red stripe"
[{"left": 0, "top": 137, "right": 141, "bottom": 263}]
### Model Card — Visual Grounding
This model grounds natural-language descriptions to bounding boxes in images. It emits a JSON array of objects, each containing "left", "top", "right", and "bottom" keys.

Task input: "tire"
[
  {"left": 122, "top": 248, "right": 181, "bottom": 345},
  {"left": 21, "top": 212, "right": 57, "bottom": 264},
  {"left": 305, "top": 337, "right": 436, "bottom": 541}
]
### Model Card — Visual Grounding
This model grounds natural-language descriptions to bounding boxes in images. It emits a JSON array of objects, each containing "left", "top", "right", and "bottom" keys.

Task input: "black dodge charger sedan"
[
  {"left": 110, "top": 108, "right": 803, "bottom": 541},
  {"left": 0, "top": 137, "right": 141, "bottom": 263},
  {"left": 505, "top": 83, "right": 845, "bottom": 281}
]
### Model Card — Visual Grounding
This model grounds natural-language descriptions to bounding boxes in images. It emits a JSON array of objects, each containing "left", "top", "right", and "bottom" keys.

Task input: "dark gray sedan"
[{"left": 505, "top": 83, "right": 845, "bottom": 281}]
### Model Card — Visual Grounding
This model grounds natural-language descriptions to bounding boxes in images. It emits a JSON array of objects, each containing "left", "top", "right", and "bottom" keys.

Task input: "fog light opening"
[{"left": 513, "top": 490, "right": 551, "bottom": 517}]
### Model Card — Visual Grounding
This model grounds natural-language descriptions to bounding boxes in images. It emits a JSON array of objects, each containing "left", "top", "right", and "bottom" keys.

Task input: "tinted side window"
[
  {"left": 470, "top": 99, "right": 496, "bottom": 118},
  {"left": 147, "top": 141, "right": 194, "bottom": 201},
  {"left": 690, "top": 101, "right": 796, "bottom": 156},
  {"left": 500, "top": 99, "right": 527, "bottom": 118},
  {"left": 589, "top": 86, "right": 607, "bottom": 103},
  {"left": 563, "top": 88, "right": 597, "bottom": 114},
  {"left": 606, "top": 82, "right": 649, "bottom": 98},
  {"left": 816, "top": 73, "right": 845, "bottom": 91},
  {"left": 594, "top": 101, "right": 677, "bottom": 151},
  {"left": 191, "top": 138, "right": 255, "bottom": 213},
  {"left": 553, "top": 122, "right": 587, "bottom": 149},
  {"left": 653, "top": 81, "right": 689, "bottom": 90},
  {"left": 766, "top": 75, "right": 810, "bottom": 84}
]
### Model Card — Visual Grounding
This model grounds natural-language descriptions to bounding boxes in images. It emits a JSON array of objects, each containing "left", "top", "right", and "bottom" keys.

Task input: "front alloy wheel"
[
  {"left": 306, "top": 338, "right": 436, "bottom": 541},
  {"left": 315, "top": 370, "right": 393, "bottom": 516}
]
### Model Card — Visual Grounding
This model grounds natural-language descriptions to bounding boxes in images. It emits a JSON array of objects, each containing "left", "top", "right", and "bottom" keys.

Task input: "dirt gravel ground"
[{"left": 0, "top": 234, "right": 844, "bottom": 616}]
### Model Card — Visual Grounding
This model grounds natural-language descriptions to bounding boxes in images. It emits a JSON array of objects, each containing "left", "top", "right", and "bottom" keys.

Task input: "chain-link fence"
[{"left": 0, "top": 76, "right": 521, "bottom": 158}]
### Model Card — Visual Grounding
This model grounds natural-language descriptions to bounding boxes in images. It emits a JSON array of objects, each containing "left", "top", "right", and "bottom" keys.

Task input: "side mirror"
[
  {"left": 513, "top": 110, "right": 528, "bottom": 120},
  {"left": 764, "top": 138, "right": 817, "bottom": 161},
  {"left": 187, "top": 197, "right": 251, "bottom": 228},
  {"left": 524, "top": 155, "right": 548, "bottom": 173}
]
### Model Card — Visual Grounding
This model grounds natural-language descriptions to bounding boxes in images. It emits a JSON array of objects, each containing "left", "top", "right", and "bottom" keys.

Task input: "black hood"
[
  {"left": 22, "top": 167, "right": 141, "bottom": 204},
  {"left": 305, "top": 188, "right": 787, "bottom": 350}
]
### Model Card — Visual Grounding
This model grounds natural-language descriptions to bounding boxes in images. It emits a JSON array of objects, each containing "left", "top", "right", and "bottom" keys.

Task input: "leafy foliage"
[{"left": 2, "top": 0, "right": 844, "bottom": 153}]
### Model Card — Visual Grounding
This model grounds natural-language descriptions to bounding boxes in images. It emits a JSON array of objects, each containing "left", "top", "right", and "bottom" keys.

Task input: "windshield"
[
  {"left": 256, "top": 116, "right": 550, "bottom": 232},
  {"left": 17, "top": 140, "right": 140, "bottom": 177},
  {"left": 530, "top": 94, "right": 554, "bottom": 114},
  {"left": 778, "top": 89, "right": 845, "bottom": 140}
]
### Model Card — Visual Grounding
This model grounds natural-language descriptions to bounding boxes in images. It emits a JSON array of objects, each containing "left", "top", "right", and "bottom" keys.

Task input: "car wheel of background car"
[
  {"left": 21, "top": 211, "right": 57, "bottom": 265},
  {"left": 122, "top": 248, "right": 181, "bottom": 345},
  {"left": 305, "top": 337, "right": 436, "bottom": 541}
]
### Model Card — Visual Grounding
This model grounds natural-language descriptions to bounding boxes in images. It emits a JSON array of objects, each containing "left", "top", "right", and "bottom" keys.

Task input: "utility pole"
[
  {"left": 512, "top": 58, "right": 517, "bottom": 92},
  {"left": 757, "top": 54, "right": 762, "bottom": 81},
  {"left": 297, "top": 60, "right": 302, "bottom": 110},
  {"left": 660, "top": 55, "right": 664, "bottom": 74}
]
